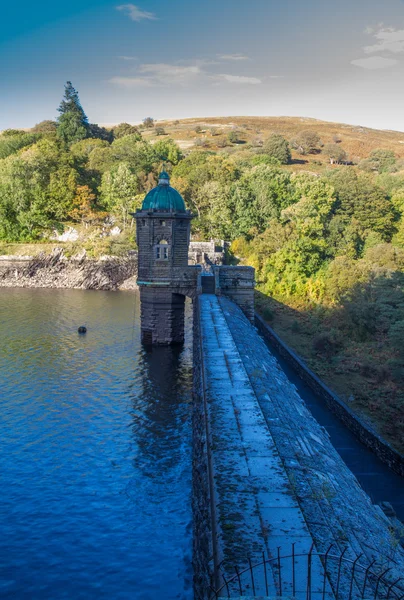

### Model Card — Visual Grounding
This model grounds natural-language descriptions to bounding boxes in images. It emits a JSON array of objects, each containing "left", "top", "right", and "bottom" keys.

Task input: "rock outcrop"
[{"left": 0, "top": 249, "right": 138, "bottom": 291}]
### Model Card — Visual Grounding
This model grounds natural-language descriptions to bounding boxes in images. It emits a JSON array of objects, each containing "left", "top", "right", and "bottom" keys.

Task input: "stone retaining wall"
[{"left": 255, "top": 313, "right": 404, "bottom": 478}]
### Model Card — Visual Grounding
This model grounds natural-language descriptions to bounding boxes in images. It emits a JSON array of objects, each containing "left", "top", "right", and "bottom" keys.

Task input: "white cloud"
[
  {"left": 118, "top": 55, "right": 138, "bottom": 61},
  {"left": 109, "top": 76, "right": 154, "bottom": 87},
  {"left": 217, "top": 53, "right": 249, "bottom": 61},
  {"left": 351, "top": 56, "right": 398, "bottom": 70},
  {"left": 364, "top": 27, "right": 404, "bottom": 54},
  {"left": 116, "top": 4, "right": 157, "bottom": 22},
  {"left": 139, "top": 63, "right": 202, "bottom": 84},
  {"left": 213, "top": 74, "right": 262, "bottom": 85}
]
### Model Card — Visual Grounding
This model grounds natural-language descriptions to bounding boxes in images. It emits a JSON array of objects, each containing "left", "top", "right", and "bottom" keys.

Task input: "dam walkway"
[{"left": 197, "top": 294, "right": 404, "bottom": 599}]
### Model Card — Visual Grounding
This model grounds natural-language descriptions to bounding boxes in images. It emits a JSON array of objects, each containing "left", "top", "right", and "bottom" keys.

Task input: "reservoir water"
[{"left": 0, "top": 289, "right": 193, "bottom": 600}]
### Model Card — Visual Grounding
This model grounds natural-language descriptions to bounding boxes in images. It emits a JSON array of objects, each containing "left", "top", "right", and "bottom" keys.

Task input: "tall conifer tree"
[{"left": 57, "top": 82, "right": 89, "bottom": 145}]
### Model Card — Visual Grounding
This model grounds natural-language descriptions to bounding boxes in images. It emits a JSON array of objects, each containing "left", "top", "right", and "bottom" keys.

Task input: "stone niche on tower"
[{"left": 133, "top": 171, "right": 201, "bottom": 345}]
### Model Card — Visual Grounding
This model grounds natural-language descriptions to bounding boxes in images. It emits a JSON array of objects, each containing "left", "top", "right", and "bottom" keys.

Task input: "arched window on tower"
[{"left": 156, "top": 239, "right": 169, "bottom": 260}]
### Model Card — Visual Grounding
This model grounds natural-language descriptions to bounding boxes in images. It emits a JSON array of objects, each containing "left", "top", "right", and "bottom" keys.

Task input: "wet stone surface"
[{"left": 198, "top": 294, "right": 404, "bottom": 599}]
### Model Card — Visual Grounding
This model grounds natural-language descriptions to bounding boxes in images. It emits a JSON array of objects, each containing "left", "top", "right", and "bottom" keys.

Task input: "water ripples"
[{"left": 0, "top": 289, "right": 193, "bottom": 599}]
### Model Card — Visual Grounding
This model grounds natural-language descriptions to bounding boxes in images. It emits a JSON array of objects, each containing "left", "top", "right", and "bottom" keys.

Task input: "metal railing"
[{"left": 209, "top": 544, "right": 404, "bottom": 599}]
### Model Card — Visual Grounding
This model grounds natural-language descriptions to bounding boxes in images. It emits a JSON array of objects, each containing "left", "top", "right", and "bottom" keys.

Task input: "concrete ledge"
[{"left": 254, "top": 313, "right": 404, "bottom": 479}]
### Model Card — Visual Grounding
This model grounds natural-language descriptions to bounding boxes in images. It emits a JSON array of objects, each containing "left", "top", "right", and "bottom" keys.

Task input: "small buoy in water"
[{"left": 78, "top": 326, "right": 87, "bottom": 334}]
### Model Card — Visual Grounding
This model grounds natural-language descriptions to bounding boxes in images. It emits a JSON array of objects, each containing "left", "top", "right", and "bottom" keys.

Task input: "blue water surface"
[{"left": 0, "top": 289, "right": 193, "bottom": 599}]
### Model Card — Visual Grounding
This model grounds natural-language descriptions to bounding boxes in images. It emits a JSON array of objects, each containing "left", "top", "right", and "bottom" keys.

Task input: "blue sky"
[{"left": 2, "top": 0, "right": 404, "bottom": 130}]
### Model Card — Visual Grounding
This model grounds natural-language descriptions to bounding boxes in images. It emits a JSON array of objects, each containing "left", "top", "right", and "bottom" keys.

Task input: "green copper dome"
[{"left": 142, "top": 172, "right": 186, "bottom": 212}]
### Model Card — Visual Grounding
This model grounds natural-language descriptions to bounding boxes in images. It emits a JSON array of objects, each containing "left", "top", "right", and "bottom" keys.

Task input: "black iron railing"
[{"left": 209, "top": 543, "right": 404, "bottom": 599}]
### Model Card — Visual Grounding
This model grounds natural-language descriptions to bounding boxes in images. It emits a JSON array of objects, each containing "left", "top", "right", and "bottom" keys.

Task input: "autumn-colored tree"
[{"left": 68, "top": 185, "right": 106, "bottom": 227}]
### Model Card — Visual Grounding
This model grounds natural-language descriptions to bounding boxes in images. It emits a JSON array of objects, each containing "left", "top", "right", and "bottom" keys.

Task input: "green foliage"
[
  {"left": 263, "top": 134, "right": 291, "bottom": 164},
  {"left": 228, "top": 130, "right": 239, "bottom": 144},
  {"left": 57, "top": 112, "right": 88, "bottom": 145},
  {"left": 88, "top": 123, "right": 113, "bottom": 142},
  {"left": 0, "top": 133, "right": 40, "bottom": 159},
  {"left": 112, "top": 123, "right": 141, "bottom": 140},
  {"left": 153, "top": 138, "right": 182, "bottom": 165},
  {"left": 292, "top": 130, "right": 321, "bottom": 155},
  {"left": 57, "top": 81, "right": 89, "bottom": 145},
  {"left": 1, "top": 129, "right": 25, "bottom": 137},
  {"left": 313, "top": 329, "right": 342, "bottom": 360},
  {"left": 31, "top": 120, "right": 58, "bottom": 134},
  {"left": 111, "top": 136, "right": 158, "bottom": 175},
  {"left": 359, "top": 149, "right": 397, "bottom": 174},
  {"left": 100, "top": 163, "right": 140, "bottom": 228},
  {"left": 323, "top": 143, "right": 347, "bottom": 164}
]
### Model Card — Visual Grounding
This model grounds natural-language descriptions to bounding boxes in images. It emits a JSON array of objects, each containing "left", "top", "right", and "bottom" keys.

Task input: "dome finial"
[{"left": 158, "top": 171, "right": 170, "bottom": 186}]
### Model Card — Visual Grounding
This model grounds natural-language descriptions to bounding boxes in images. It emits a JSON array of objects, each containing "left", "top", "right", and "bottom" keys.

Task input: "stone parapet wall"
[
  {"left": 192, "top": 298, "right": 215, "bottom": 599},
  {"left": 255, "top": 313, "right": 404, "bottom": 478},
  {"left": 213, "top": 265, "right": 255, "bottom": 322},
  {"left": 189, "top": 240, "right": 226, "bottom": 265}
]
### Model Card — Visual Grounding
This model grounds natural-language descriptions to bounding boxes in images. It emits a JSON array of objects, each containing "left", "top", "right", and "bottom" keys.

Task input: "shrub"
[
  {"left": 155, "top": 126, "right": 166, "bottom": 136},
  {"left": 262, "top": 307, "right": 274, "bottom": 321},
  {"left": 194, "top": 138, "right": 209, "bottom": 148},
  {"left": 263, "top": 134, "right": 291, "bottom": 164},
  {"left": 142, "top": 117, "right": 155, "bottom": 129},
  {"left": 194, "top": 125, "right": 202, "bottom": 134},
  {"left": 216, "top": 137, "right": 228, "bottom": 148},
  {"left": 228, "top": 130, "right": 239, "bottom": 144},
  {"left": 312, "top": 329, "right": 342, "bottom": 359}
]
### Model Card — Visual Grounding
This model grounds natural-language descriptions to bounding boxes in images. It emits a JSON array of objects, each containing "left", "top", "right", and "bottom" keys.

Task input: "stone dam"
[
  {"left": 131, "top": 172, "right": 404, "bottom": 598},
  {"left": 193, "top": 293, "right": 404, "bottom": 598}
]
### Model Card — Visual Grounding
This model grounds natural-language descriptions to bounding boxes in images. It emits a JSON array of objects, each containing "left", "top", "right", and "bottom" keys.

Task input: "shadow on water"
[
  {"left": 0, "top": 289, "right": 193, "bottom": 600},
  {"left": 255, "top": 290, "right": 404, "bottom": 522}
]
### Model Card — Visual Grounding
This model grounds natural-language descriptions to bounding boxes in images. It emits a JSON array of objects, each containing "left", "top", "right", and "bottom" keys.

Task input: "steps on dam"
[
  {"left": 201, "top": 274, "right": 215, "bottom": 294},
  {"left": 199, "top": 294, "right": 330, "bottom": 598}
]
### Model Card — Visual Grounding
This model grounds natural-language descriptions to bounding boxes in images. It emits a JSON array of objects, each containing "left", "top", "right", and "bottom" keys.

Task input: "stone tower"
[{"left": 134, "top": 171, "right": 200, "bottom": 345}]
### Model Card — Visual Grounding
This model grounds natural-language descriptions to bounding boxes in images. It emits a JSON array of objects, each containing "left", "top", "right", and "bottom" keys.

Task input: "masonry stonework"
[{"left": 134, "top": 172, "right": 255, "bottom": 345}]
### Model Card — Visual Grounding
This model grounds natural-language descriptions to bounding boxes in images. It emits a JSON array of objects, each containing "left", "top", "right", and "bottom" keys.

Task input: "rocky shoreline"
[{"left": 0, "top": 249, "right": 138, "bottom": 291}]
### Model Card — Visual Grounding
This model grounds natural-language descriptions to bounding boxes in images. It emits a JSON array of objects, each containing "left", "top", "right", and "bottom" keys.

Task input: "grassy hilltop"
[
  {"left": 1, "top": 90, "right": 404, "bottom": 453},
  {"left": 142, "top": 115, "right": 404, "bottom": 167}
]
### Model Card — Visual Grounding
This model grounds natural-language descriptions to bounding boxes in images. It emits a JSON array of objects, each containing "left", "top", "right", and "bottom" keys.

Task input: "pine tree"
[
  {"left": 57, "top": 82, "right": 89, "bottom": 145},
  {"left": 58, "top": 82, "right": 88, "bottom": 121}
]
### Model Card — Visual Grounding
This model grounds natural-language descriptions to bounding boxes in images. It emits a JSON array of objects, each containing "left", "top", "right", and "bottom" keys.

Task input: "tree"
[
  {"left": 57, "top": 81, "right": 89, "bottom": 145},
  {"left": 0, "top": 133, "right": 39, "bottom": 159},
  {"left": 291, "top": 130, "right": 321, "bottom": 155},
  {"left": 142, "top": 117, "right": 154, "bottom": 129},
  {"left": 111, "top": 136, "right": 158, "bottom": 176},
  {"left": 88, "top": 123, "right": 113, "bottom": 142},
  {"left": 112, "top": 122, "right": 141, "bottom": 140},
  {"left": 359, "top": 149, "right": 397, "bottom": 174},
  {"left": 323, "top": 143, "right": 347, "bottom": 164},
  {"left": 153, "top": 138, "right": 182, "bottom": 165},
  {"left": 1, "top": 129, "right": 24, "bottom": 137},
  {"left": 31, "top": 120, "right": 57, "bottom": 134},
  {"left": 68, "top": 185, "right": 105, "bottom": 227},
  {"left": 100, "top": 164, "right": 139, "bottom": 228},
  {"left": 263, "top": 134, "right": 291, "bottom": 164}
]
